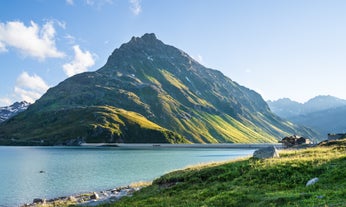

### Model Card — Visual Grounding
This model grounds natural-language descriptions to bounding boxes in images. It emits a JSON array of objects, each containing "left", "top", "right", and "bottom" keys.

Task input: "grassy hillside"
[
  {"left": 0, "top": 105, "right": 188, "bottom": 145},
  {"left": 103, "top": 139, "right": 346, "bottom": 206}
]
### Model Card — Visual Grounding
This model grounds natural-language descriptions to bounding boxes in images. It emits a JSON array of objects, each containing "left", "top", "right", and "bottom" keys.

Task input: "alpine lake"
[{"left": 0, "top": 145, "right": 256, "bottom": 206}]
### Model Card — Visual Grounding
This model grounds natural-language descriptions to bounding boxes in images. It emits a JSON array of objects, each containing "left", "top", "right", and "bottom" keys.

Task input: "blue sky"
[{"left": 1, "top": 0, "right": 346, "bottom": 106}]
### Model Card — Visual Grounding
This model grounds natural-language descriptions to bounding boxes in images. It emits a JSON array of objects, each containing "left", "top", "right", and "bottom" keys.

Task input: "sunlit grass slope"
[
  {"left": 0, "top": 105, "right": 188, "bottom": 145},
  {"left": 104, "top": 139, "right": 346, "bottom": 207}
]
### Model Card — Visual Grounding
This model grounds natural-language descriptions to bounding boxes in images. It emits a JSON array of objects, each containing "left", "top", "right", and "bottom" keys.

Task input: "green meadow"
[{"left": 102, "top": 139, "right": 346, "bottom": 207}]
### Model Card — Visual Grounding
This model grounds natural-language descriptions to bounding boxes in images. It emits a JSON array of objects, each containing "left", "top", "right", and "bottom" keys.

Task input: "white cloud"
[
  {"left": 14, "top": 72, "right": 49, "bottom": 103},
  {"left": 0, "top": 97, "right": 11, "bottom": 107},
  {"left": 129, "top": 0, "right": 142, "bottom": 15},
  {"left": 0, "top": 20, "right": 65, "bottom": 60},
  {"left": 67, "top": 0, "right": 115, "bottom": 9},
  {"left": 63, "top": 45, "right": 95, "bottom": 77},
  {"left": 0, "top": 41, "right": 7, "bottom": 52},
  {"left": 55, "top": 20, "right": 66, "bottom": 30},
  {"left": 85, "top": 0, "right": 113, "bottom": 7},
  {"left": 64, "top": 34, "right": 76, "bottom": 44},
  {"left": 66, "top": 0, "right": 74, "bottom": 5},
  {"left": 86, "top": 0, "right": 95, "bottom": 5}
]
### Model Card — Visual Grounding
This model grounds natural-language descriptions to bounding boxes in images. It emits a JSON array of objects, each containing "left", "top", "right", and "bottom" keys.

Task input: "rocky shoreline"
[{"left": 21, "top": 185, "right": 141, "bottom": 207}]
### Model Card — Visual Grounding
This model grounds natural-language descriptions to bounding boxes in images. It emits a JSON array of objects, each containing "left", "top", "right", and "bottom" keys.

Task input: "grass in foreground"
[{"left": 100, "top": 139, "right": 346, "bottom": 207}]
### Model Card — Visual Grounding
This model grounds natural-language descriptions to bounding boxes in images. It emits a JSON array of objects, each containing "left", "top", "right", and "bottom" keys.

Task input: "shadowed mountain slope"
[
  {"left": 289, "top": 105, "right": 346, "bottom": 137},
  {"left": 268, "top": 95, "right": 346, "bottom": 119},
  {"left": 268, "top": 96, "right": 346, "bottom": 137}
]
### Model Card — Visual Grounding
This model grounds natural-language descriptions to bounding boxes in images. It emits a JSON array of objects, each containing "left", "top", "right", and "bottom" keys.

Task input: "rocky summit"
[
  {"left": 0, "top": 101, "right": 30, "bottom": 123},
  {"left": 0, "top": 34, "right": 316, "bottom": 145}
]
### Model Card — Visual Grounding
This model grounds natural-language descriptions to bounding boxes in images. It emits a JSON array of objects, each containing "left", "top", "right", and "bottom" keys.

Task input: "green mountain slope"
[
  {"left": 0, "top": 33, "right": 316, "bottom": 145},
  {"left": 0, "top": 106, "right": 187, "bottom": 145},
  {"left": 109, "top": 140, "right": 346, "bottom": 207}
]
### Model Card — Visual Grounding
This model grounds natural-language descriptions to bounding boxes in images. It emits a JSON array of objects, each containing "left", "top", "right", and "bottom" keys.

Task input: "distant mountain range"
[
  {"left": 268, "top": 95, "right": 346, "bottom": 138},
  {"left": 0, "top": 34, "right": 316, "bottom": 145},
  {"left": 0, "top": 101, "right": 30, "bottom": 123},
  {"left": 267, "top": 95, "right": 346, "bottom": 118}
]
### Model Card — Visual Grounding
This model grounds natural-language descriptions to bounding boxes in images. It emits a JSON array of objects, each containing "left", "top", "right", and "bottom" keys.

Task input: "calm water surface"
[{"left": 0, "top": 146, "right": 255, "bottom": 207}]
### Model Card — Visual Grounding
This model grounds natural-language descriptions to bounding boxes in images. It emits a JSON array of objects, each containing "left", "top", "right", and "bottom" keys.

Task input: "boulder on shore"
[
  {"left": 68, "top": 196, "right": 76, "bottom": 202},
  {"left": 90, "top": 192, "right": 99, "bottom": 200},
  {"left": 253, "top": 146, "right": 280, "bottom": 159},
  {"left": 32, "top": 198, "right": 45, "bottom": 204},
  {"left": 21, "top": 186, "right": 141, "bottom": 207}
]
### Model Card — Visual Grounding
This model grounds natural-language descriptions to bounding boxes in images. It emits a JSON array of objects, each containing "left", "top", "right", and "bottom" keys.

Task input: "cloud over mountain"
[
  {"left": 63, "top": 45, "right": 95, "bottom": 77},
  {"left": 14, "top": 72, "right": 49, "bottom": 103},
  {"left": 129, "top": 0, "right": 142, "bottom": 15},
  {"left": 0, "top": 21, "right": 65, "bottom": 60}
]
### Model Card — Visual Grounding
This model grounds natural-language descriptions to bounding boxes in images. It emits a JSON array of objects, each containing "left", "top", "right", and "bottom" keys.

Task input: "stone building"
[{"left": 280, "top": 135, "right": 312, "bottom": 148}]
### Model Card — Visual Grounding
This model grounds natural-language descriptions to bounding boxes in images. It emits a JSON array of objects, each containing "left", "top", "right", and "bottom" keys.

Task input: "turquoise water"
[{"left": 0, "top": 146, "right": 255, "bottom": 206}]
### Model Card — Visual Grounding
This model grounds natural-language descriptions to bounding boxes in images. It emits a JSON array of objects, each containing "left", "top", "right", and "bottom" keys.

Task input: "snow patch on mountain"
[{"left": 0, "top": 101, "right": 30, "bottom": 122}]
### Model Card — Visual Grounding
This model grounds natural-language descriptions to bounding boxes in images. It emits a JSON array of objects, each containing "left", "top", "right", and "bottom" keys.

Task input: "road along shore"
[{"left": 81, "top": 143, "right": 284, "bottom": 149}]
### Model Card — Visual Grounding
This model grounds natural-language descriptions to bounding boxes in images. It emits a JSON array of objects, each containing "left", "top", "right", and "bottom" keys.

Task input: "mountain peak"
[
  {"left": 126, "top": 33, "right": 163, "bottom": 48},
  {"left": 106, "top": 33, "right": 166, "bottom": 66},
  {"left": 268, "top": 95, "right": 346, "bottom": 119},
  {"left": 130, "top": 33, "right": 158, "bottom": 42},
  {"left": 305, "top": 95, "right": 346, "bottom": 104},
  {"left": 105, "top": 33, "right": 193, "bottom": 71},
  {"left": 0, "top": 101, "right": 30, "bottom": 123}
]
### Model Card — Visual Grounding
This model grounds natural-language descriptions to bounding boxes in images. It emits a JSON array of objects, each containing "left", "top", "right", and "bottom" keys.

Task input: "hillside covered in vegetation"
[{"left": 105, "top": 139, "right": 346, "bottom": 206}]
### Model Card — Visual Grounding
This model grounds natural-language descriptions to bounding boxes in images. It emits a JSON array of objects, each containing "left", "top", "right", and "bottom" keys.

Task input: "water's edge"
[
  {"left": 82, "top": 143, "right": 284, "bottom": 148},
  {"left": 21, "top": 185, "right": 141, "bottom": 207}
]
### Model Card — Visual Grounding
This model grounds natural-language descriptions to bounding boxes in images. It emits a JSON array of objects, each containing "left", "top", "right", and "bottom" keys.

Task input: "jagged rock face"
[
  {"left": 0, "top": 34, "right": 317, "bottom": 145},
  {"left": 0, "top": 101, "right": 30, "bottom": 123}
]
